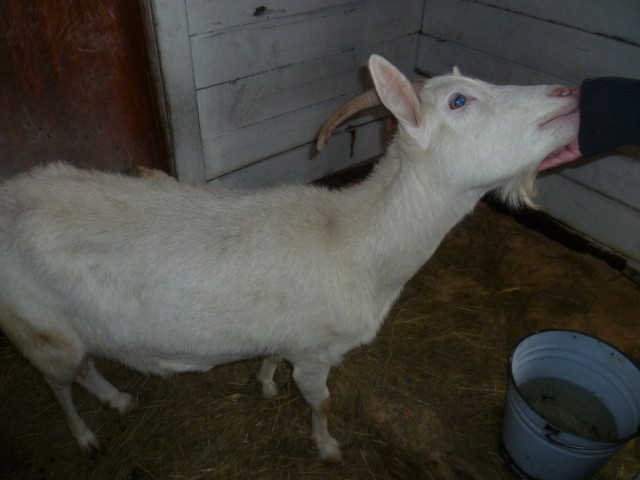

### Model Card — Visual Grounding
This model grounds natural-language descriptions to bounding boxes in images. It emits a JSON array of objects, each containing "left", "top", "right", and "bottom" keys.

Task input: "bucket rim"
[{"left": 508, "top": 329, "right": 640, "bottom": 445}]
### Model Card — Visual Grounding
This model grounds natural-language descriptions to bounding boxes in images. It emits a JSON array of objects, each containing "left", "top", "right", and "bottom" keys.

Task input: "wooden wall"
[
  {"left": 148, "top": 0, "right": 423, "bottom": 187},
  {"left": 417, "top": 0, "right": 640, "bottom": 268}
]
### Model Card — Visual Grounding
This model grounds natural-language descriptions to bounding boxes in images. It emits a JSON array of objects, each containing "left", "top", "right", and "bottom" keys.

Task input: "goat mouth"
[
  {"left": 538, "top": 105, "right": 579, "bottom": 128},
  {"left": 539, "top": 88, "right": 580, "bottom": 128}
]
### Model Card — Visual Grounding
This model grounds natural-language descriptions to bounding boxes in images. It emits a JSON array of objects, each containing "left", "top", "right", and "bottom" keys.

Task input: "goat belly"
[{"left": 110, "top": 351, "right": 250, "bottom": 376}]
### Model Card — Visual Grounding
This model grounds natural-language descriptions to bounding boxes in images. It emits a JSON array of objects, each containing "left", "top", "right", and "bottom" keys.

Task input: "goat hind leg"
[
  {"left": 292, "top": 361, "right": 341, "bottom": 462},
  {"left": 75, "top": 358, "right": 136, "bottom": 415},
  {"left": 14, "top": 327, "right": 103, "bottom": 456},
  {"left": 45, "top": 377, "right": 103, "bottom": 457}
]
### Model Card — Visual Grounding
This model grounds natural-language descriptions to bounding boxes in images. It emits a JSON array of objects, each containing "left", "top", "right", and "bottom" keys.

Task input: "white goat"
[{"left": 0, "top": 55, "right": 578, "bottom": 462}]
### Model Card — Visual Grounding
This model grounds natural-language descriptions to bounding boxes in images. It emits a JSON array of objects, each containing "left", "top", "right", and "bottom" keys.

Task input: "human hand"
[{"left": 538, "top": 138, "right": 582, "bottom": 171}]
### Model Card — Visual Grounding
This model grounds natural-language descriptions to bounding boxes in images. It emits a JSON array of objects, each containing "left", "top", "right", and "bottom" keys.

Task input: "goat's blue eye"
[{"left": 450, "top": 95, "right": 467, "bottom": 109}]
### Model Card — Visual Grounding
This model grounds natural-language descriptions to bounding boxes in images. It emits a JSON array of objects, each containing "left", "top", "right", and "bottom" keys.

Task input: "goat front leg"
[
  {"left": 256, "top": 356, "right": 281, "bottom": 399},
  {"left": 292, "top": 360, "right": 340, "bottom": 463}
]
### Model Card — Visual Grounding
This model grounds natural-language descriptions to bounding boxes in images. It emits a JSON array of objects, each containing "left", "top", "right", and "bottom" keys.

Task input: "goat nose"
[{"left": 549, "top": 86, "right": 571, "bottom": 97}]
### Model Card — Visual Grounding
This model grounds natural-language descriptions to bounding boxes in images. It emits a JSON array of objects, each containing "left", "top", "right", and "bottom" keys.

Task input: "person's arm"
[{"left": 578, "top": 77, "right": 640, "bottom": 157}]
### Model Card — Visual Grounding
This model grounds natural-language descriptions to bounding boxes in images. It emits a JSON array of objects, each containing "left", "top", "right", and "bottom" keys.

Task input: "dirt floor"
[{"left": 1, "top": 203, "right": 639, "bottom": 480}]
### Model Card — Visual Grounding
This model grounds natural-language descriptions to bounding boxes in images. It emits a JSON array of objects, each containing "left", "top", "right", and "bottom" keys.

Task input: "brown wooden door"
[{"left": 0, "top": 0, "right": 169, "bottom": 179}]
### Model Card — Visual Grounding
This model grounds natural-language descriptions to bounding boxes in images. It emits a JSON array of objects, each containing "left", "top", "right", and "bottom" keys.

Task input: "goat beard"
[
  {"left": 495, "top": 165, "right": 539, "bottom": 210},
  {"left": 495, "top": 136, "right": 580, "bottom": 209}
]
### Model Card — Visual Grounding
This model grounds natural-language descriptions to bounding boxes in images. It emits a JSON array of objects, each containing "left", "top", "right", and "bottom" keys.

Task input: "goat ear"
[
  {"left": 452, "top": 66, "right": 462, "bottom": 76},
  {"left": 368, "top": 55, "right": 429, "bottom": 148}
]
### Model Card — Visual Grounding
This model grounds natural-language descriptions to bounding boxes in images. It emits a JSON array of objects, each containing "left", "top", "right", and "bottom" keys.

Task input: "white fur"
[{"left": 0, "top": 55, "right": 578, "bottom": 461}]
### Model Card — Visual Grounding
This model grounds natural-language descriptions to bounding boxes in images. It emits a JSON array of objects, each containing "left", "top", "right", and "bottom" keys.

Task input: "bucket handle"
[{"left": 543, "top": 424, "right": 617, "bottom": 451}]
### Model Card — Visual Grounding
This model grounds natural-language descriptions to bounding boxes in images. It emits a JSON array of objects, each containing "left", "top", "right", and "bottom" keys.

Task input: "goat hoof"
[
  {"left": 321, "top": 452, "right": 343, "bottom": 465},
  {"left": 314, "top": 437, "right": 342, "bottom": 464},
  {"left": 79, "top": 434, "right": 104, "bottom": 460},
  {"left": 102, "top": 392, "right": 137, "bottom": 415},
  {"left": 260, "top": 381, "right": 279, "bottom": 400},
  {"left": 118, "top": 393, "right": 137, "bottom": 415}
]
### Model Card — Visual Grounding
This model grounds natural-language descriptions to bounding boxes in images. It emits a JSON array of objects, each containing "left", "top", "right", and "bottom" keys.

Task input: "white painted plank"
[
  {"left": 416, "top": 35, "right": 574, "bottom": 85},
  {"left": 148, "top": 0, "right": 206, "bottom": 184},
  {"left": 203, "top": 96, "right": 369, "bottom": 178},
  {"left": 190, "top": 0, "right": 423, "bottom": 88},
  {"left": 198, "top": 34, "right": 417, "bottom": 138},
  {"left": 186, "top": 0, "right": 356, "bottom": 36},
  {"left": 197, "top": 51, "right": 355, "bottom": 134},
  {"left": 474, "top": 0, "right": 640, "bottom": 46},
  {"left": 421, "top": 0, "right": 640, "bottom": 83},
  {"left": 558, "top": 155, "right": 640, "bottom": 211},
  {"left": 208, "top": 119, "right": 387, "bottom": 189},
  {"left": 354, "top": 33, "right": 419, "bottom": 79},
  {"left": 535, "top": 174, "right": 640, "bottom": 262}
]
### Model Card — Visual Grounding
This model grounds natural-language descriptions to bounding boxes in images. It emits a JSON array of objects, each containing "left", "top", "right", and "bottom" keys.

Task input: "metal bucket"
[{"left": 501, "top": 330, "right": 640, "bottom": 480}]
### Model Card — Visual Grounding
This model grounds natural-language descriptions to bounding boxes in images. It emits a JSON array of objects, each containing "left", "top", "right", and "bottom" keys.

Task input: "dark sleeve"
[{"left": 578, "top": 77, "right": 640, "bottom": 157}]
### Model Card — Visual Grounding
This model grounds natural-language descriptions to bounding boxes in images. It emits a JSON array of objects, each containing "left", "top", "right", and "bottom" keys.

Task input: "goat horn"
[{"left": 316, "top": 79, "right": 426, "bottom": 151}]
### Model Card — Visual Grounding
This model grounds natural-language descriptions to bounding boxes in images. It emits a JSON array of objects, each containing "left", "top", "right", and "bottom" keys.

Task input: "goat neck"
[{"left": 340, "top": 140, "right": 478, "bottom": 298}]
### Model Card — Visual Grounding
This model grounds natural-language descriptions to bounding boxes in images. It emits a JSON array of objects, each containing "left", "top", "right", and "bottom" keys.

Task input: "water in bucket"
[
  {"left": 501, "top": 330, "right": 640, "bottom": 480},
  {"left": 520, "top": 377, "right": 618, "bottom": 442}
]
